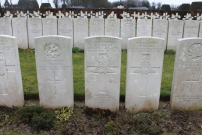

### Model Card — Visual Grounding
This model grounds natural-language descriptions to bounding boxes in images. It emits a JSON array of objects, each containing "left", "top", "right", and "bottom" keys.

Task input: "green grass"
[
  {"left": 161, "top": 54, "right": 175, "bottom": 100},
  {"left": 19, "top": 49, "right": 175, "bottom": 101}
]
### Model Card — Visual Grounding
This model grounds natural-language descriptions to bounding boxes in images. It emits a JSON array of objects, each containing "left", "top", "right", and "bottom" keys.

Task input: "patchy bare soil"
[{"left": 0, "top": 100, "right": 202, "bottom": 135}]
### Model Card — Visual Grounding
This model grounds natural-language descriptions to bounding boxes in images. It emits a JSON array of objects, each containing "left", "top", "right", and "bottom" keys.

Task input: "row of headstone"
[
  {"left": 0, "top": 35, "right": 202, "bottom": 112},
  {"left": 2, "top": 11, "right": 202, "bottom": 50}
]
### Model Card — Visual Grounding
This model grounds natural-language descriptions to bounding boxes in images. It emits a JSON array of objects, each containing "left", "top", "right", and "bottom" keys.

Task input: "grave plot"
[
  {"left": 126, "top": 37, "right": 166, "bottom": 112},
  {"left": 12, "top": 11, "right": 28, "bottom": 49},
  {"left": 171, "top": 38, "right": 202, "bottom": 111},
  {"left": 74, "top": 17, "right": 88, "bottom": 49},
  {"left": 57, "top": 11, "right": 73, "bottom": 47},
  {"left": 0, "top": 35, "right": 24, "bottom": 107},
  {"left": 152, "top": 18, "right": 168, "bottom": 50},
  {"left": 121, "top": 12, "right": 135, "bottom": 49},
  {"left": 35, "top": 35, "right": 73, "bottom": 108},
  {"left": 136, "top": 12, "right": 152, "bottom": 37},
  {"left": 27, "top": 16, "right": 42, "bottom": 49},
  {"left": 42, "top": 12, "right": 57, "bottom": 36},
  {"left": 84, "top": 36, "right": 121, "bottom": 112},
  {"left": 183, "top": 20, "right": 199, "bottom": 38}
]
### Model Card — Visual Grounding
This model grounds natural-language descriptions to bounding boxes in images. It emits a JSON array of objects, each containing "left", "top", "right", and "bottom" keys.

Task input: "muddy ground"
[{"left": 0, "top": 100, "right": 202, "bottom": 135}]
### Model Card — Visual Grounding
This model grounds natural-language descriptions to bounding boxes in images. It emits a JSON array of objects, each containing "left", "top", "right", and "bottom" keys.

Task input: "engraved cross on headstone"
[
  {"left": 46, "top": 71, "right": 63, "bottom": 96},
  {"left": 0, "top": 52, "right": 15, "bottom": 95},
  {"left": 0, "top": 52, "right": 7, "bottom": 95},
  {"left": 131, "top": 54, "right": 159, "bottom": 97},
  {"left": 87, "top": 53, "right": 118, "bottom": 94},
  {"left": 185, "top": 71, "right": 200, "bottom": 94}
]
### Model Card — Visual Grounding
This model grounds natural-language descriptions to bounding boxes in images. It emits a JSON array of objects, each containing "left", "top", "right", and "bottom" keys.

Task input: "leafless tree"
[
  {"left": 53, "top": 0, "right": 60, "bottom": 8},
  {"left": 151, "top": 1, "right": 156, "bottom": 9},
  {"left": 157, "top": 2, "right": 161, "bottom": 10}
]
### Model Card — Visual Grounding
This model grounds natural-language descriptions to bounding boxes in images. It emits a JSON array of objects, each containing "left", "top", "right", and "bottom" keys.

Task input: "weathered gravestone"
[
  {"left": 84, "top": 36, "right": 121, "bottom": 112},
  {"left": 0, "top": 18, "right": 12, "bottom": 35},
  {"left": 183, "top": 20, "right": 199, "bottom": 38},
  {"left": 126, "top": 37, "right": 165, "bottom": 112},
  {"left": 152, "top": 19, "right": 168, "bottom": 50},
  {"left": 171, "top": 38, "right": 202, "bottom": 111},
  {"left": 121, "top": 18, "right": 135, "bottom": 49},
  {"left": 167, "top": 20, "right": 184, "bottom": 50},
  {"left": 74, "top": 18, "right": 88, "bottom": 49},
  {"left": 0, "top": 35, "right": 24, "bottom": 107},
  {"left": 58, "top": 18, "right": 73, "bottom": 47},
  {"left": 105, "top": 18, "right": 120, "bottom": 37},
  {"left": 136, "top": 13, "right": 152, "bottom": 37},
  {"left": 35, "top": 36, "right": 73, "bottom": 108},
  {"left": 90, "top": 18, "right": 104, "bottom": 36},
  {"left": 137, "top": 19, "right": 152, "bottom": 37},
  {"left": 27, "top": 18, "right": 42, "bottom": 49},
  {"left": 12, "top": 17, "right": 28, "bottom": 49},
  {"left": 42, "top": 14, "right": 57, "bottom": 35}
]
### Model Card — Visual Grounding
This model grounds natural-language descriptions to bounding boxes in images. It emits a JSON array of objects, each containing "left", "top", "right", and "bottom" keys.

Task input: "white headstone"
[
  {"left": 42, "top": 18, "right": 57, "bottom": 35},
  {"left": 0, "top": 18, "right": 12, "bottom": 35},
  {"left": 12, "top": 18, "right": 28, "bottom": 49},
  {"left": 171, "top": 38, "right": 202, "bottom": 111},
  {"left": 35, "top": 36, "right": 73, "bottom": 108},
  {"left": 121, "top": 18, "right": 135, "bottom": 49},
  {"left": 84, "top": 36, "right": 121, "bottom": 112},
  {"left": 90, "top": 18, "right": 104, "bottom": 36},
  {"left": 126, "top": 37, "right": 165, "bottom": 112},
  {"left": 105, "top": 18, "right": 120, "bottom": 37},
  {"left": 58, "top": 18, "right": 73, "bottom": 47},
  {"left": 152, "top": 19, "right": 168, "bottom": 50},
  {"left": 137, "top": 19, "right": 152, "bottom": 37},
  {"left": 0, "top": 35, "right": 24, "bottom": 107},
  {"left": 167, "top": 20, "right": 184, "bottom": 50},
  {"left": 27, "top": 18, "right": 42, "bottom": 49},
  {"left": 183, "top": 20, "right": 199, "bottom": 38},
  {"left": 73, "top": 18, "right": 88, "bottom": 49}
]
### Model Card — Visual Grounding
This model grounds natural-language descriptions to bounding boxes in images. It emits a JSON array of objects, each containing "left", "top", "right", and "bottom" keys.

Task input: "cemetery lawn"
[
  {"left": 19, "top": 49, "right": 175, "bottom": 100},
  {"left": 1, "top": 50, "right": 202, "bottom": 135}
]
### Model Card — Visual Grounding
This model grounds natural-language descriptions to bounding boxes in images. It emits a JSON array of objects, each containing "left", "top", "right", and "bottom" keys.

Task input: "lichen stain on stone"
[{"left": 85, "top": 89, "right": 92, "bottom": 100}]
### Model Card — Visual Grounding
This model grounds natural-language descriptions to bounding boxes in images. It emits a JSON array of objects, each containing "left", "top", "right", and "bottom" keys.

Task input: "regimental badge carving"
[
  {"left": 77, "top": 19, "right": 84, "bottom": 26},
  {"left": 188, "top": 43, "right": 202, "bottom": 60},
  {"left": 44, "top": 43, "right": 61, "bottom": 58},
  {"left": 31, "top": 24, "right": 41, "bottom": 33},
  {"left": 93, "top": 20, "right": 100, "bottom": 25},
  {"left": 109, "top": 20, "right": 116, "bottom": 27},
  {"left": 125, "top": 20, "right": 132, "bottom": 27},
  {"left": 46, "top": 19, "right": 53, "bottom": 27},
  {"left": 134, "top": 55, "right": 155, "bottom": 74},
  {"left": 16, "top": 19, "right": 22, "bottom": 27}
]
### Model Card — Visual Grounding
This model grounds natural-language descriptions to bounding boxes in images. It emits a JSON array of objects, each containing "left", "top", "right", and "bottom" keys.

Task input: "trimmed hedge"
[{"left": 190, "top": 2, "right": 202, "bottom": 11}]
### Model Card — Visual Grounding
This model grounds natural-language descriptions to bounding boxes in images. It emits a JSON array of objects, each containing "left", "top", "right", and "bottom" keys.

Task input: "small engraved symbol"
[
  {"left": 45, "top": 43, "right": 61, "bottom": 58},
  {"left": 188, "top": 43, "right": 202, "bottom": 60},
  {"left": 132, "top": 54, "right": 160, "bottom": 97},
  {"left": 109, "top": 20, "right": 116, "bottom": 27},
  {"left": 46, "top": 19, "right": 53, "bottom": 27},
  {"left": 93, "top": 20, "right": 100, "bottom": 25},
  {"left": 16, "top": 19, "right": 22, "bottom": 27},
  {"left": 125, "top": 20, "right": 132, "bottom": 27},
  {"left": 77, "top": 19, "right": 84, "bottom": 26}
]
